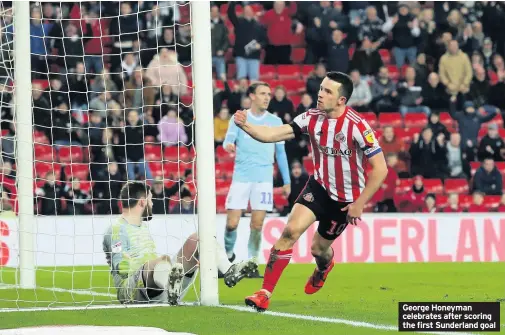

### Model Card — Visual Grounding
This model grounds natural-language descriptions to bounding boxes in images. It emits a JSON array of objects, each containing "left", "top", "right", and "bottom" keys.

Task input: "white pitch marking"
[{"left": 0, "top": 286, "right": 479, "bottom": 335}]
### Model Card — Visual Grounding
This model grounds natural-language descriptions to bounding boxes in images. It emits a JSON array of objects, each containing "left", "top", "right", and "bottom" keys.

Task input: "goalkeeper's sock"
[
  {"left": 215, "top": 239, "right": 233, "bottom": 273},
  {"left": 247, "top": 228, "right": 262, "bottom": 260},
  {"left": 152, "top": 261, "right": 171, "bottom": 290},
  {"left": 224, "top": 228, "right": 237, "bottom": 259},
  {"left": 262, "top": 247, "right": 292, "bottom": 294}
]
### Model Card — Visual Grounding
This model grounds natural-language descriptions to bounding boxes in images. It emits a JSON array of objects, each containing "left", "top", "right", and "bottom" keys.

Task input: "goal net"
[{"left": 0, "top": 1, "right": 217, "bottom": 310}]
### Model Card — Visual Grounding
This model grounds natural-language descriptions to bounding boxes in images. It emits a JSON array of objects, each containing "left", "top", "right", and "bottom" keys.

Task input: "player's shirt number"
[{"left": 260, "top": 192, "right": 273, "bottom": 205}]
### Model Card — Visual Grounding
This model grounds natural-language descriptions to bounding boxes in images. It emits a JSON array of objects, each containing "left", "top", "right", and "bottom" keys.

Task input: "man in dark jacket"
[
  {"left": 422, "top": 72, "right": 449, "bottom": 113},
  {"left": 151, "top": 177, "right": 186, "bottom": 215},
  {"left": 478, "top": 123, "right": 505, "bottom": 162},
  {"left": 326, "top": 29, "right": 349, "bottom": 73},
  {"left": 371, "top": 66, "right": 398, "bottom": 113},
  {"left": 409, "top": 127, "right": 448, "bottom": 179},
  {"left": 125, "top": 110, "right": 153, "bottom": 181},
  {"left": 211, "top": 5, "right": 229, "bottom": 79},
  {"left": 473, "top": 158, "right": 503, "bottom": 195},
  {"left": 386, "top": 4, "right": 420, "bottom": 68},
  {"left": 228, "top": 3, "right": 266, "bottom": 80},
  {"left": 349, "top": 37, "right": 383, "bottom": 77}
]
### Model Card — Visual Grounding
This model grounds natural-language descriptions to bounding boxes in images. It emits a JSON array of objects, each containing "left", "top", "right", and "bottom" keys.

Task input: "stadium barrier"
[{"left": 1, "top": 213, "right": 503, "bottom": 267}]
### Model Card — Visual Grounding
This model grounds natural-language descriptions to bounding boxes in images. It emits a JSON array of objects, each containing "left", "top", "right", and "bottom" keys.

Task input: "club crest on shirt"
[
  {"left": 303, "top": 192, "right": 314, "bottom": 202},
  {"left": 363, "top": 129, "right": 376, "bottom": 145},
  {"left": 335, "top": 132, "right": 346, "bottom": 143}
]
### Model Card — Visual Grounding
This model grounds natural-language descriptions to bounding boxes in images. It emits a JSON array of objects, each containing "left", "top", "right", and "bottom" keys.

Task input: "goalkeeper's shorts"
[{"left": 117, "top": 264, "right": 167, "bottom": 304}]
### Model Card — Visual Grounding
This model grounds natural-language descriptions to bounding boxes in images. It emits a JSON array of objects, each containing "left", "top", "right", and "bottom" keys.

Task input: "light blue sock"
[
  {"left": 224, "top": 229, "right": 237, "bottom": 259},
  {"left": 248, "top": 229, "right": 262, "bottom": 260}
]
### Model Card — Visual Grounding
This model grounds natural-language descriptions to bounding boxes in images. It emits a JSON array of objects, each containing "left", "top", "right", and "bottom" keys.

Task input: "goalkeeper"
[
  {"left": 223, "top": 82, "right": 291, "bottom": 277},
  {"left": 103, "top": 181, "right": 257, "bottom": 305}
]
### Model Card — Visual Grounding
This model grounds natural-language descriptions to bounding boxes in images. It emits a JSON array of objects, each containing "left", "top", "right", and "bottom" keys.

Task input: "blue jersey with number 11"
[{"left": 223, "top": 110, "right": 290, "bottom": 185}]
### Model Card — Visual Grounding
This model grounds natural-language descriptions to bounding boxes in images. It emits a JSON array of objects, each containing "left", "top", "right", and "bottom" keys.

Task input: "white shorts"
[{"left": 225, "top": 182, "right": 274, "bottom": 211}]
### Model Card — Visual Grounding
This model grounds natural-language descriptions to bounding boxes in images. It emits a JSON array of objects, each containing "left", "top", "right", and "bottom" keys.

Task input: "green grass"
[{"left": 0, "top": 263, "right": 504, "bottom": 334}]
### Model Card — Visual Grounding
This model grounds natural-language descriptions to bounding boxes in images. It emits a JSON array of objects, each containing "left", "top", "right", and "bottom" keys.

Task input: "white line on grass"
[{"left": 0, "top": 286, "right": 479, "bottom": 335}]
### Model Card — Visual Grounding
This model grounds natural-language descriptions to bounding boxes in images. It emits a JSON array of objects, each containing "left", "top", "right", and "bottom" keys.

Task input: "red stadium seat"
[
  {"left": 215, "top": 160, "right": 234, "bottom": 179},
  {"left": 65, "top": 164, "right": 89, "bottom": 181},
  {"left": 459, "top": 194, "right": 473, "bottom": 209},
  {"left": 180, "top": 95, "right": 192, "bottom": 106},
  {"left": 396, "top": 178, "right": 412, "bottom": 194},
  {"left": 303, "top": 156, "right": 313, "bottom": 173},
  {"left": 423, "top": 179, "right": 443, "bottom": 194},
  {"left": 282, "top": 79, "right": 305, "bottom": 95},
  {"left": 79, "top": 180, "right": 93, "bottom": 193},
  {"left": 144, "top": 144, "right": 163, "bottom": 161},
  {"left": 59, "top": 146, "right": 84, "bottom": 164},
  {"left": 362, "top": 112, "right": 378, "bottom": 128},
  {"left": 301, "top": 65, "right": 313, "bottom": 78},
  {"left": 216, "top": 194, "right": 227, "bottom": 213},
  {"left": 33, "top": 130, "right": 49, "bottom": 144},
  {"left": 34, "top": 144, "right": 55, "bottom": 162},
  {"left": 290, "top": 32, "right": 305, "bottom": 47},
  {"left": 277, "top": 65, "right": 301, "bottom": 80},
  {"left": 436, "top": 195, "right": 448, "bottom": 208},
  {"left": 291, "top": 48, "right": 306, "bottom": 64},
  {"left": 438, "top": 112, "right": 453, "bottom": 129},
  {"left": 259, "top": 65, "right": 277, "bottom": 80},
  {"left": 149, "top": 161, "right": 164, "bottom": 177},
  {"left": 488, "top": 70, "right": 498, "bottom": 85},
  {"left": 274, "top": 191, "right": 288, "bottom": 209},
  {"left": 289, "top": 94, "right": 302, "bottom": 107},
  {"left": 378, "top": 113, "right": 403, "bottom": 128},
  {"left": 470, "top": 161, "right": 480, "bottom": 176},
  {"left": 477, "top": 127, "right": 505, "bottom": 142},
  {"left": 216, "top": 145, "right": 235, "bottom": 162},
  {"left": 227, "top": 63, "right": 236, "bottom": 79},
  {"left": 34, "top": 162, "right": 62, "bottom": 180},
  {"left": 496, "top": 162, "right": 505, "bottom": 175},
  {"left": 444, "top": 179, "right": 469, "bottom": 194},
  {"left": 387, "top": 65, "right": 399, "bottom": 81},
  {"left": 215, "top": 178, "right": 231, "bottom": 195},
  {"left": 378, "top": 49, "right": 391, "bottom": 64},
  {"left": 164, "top": 146, "right": 190, "bottom": 162},
  {"left": 484, "top": 195, "right": 501, "bottom": 210},
  {"left": 404, "top": 114, "right": 428, "bottom": 128},
  {"left": 487, "top": 114, "right": 504, "bottom": 127}
]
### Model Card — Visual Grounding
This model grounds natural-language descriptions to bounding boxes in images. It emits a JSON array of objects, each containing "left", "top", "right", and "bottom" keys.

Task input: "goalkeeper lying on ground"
[{"left": 103, "top": 181, "right": 257, "bottom": 305}]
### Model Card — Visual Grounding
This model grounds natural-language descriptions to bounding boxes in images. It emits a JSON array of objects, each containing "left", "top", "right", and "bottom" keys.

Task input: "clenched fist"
[{"left": 234, "top": 109, "right": 248, "bottom": 128}]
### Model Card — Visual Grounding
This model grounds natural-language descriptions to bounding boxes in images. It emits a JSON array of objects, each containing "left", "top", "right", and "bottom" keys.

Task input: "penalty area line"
[{"left": 218, "top": 305, "right": 479, "bottom": 335}]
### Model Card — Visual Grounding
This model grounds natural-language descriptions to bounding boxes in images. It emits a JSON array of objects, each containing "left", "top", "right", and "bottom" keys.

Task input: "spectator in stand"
[
  {"left": 82, "top": 110, "right": 106, "bottom": 162},
  {"left": 109, "top": 2, "right": 140, "bottom": 70},
  {"left": 52, "top": 21, "right": 92, "bottom": 71},
  {"left": 227, "top": 2, "right": 266, "bottom": 80},
  {"left": 467, "top": 191, "right": 487, "bottom": 212},
  {"left": 473, "top": 157, "right": 503, "bottom": 196},
  {"left": 347, "top": 69, "right": 372, "bottom": 113},
  {"left": 412, "top": 53, "right": 428, "bottom": 83},
  {"left": 465, "top": 65, "right": 495, "bottom": 113},
  {"left": 170, "top": 187, "right": 194, "bottom": 214},
  {"left": 384, "top": 3, "right": 420, "bottom": 69},
  {"left": 47, "top": 74, "right": 68, "bottom": 109},
  {"left": 212, "top": 77, "right": 231, "bottom": 113},
  {"left": 373, "top": 153, "right": 399, "bottom": 213},
  {"left": 262, "top": 1, "right": 297, "bottom": 65},
  {"left": 125, "top": 110, "right": 153, "bottom": 181},
  {"left": 471, "top": 21, "right": 486, "bottom": 48},
  {"left": 423, "top": 193, "right": 437, "bottom": 213},
  {"left": 92, "top": 161, "right": 123, "bottom": 215},
  {"left": 120, "top": 53, "right": 138, "bottom": 81},
  {"left": 0, "top": 188, "right": 13, "bottom": 213},
  {"left": 422, "top": 72, "right": 449, "bottom": 113},
  {"left": 175, "top": 25, "right": 192, "bottom": 65},
  {"left": 442, "top": 193, "right": 462, "bottom": 212},
  {"left": 491, "top": 54, "right": 505, "bottom": 74},
  {"left": 478, "top": 124, "right": 505, "bottom": 162},
  {"left": 158, "top": 109, "right": 188, "bottom": 147},
  {"left": 488, "top": 70, "right": 505, "bottom": 117},
  {"left": 90, "top": 69, "right": 119, "bottom": 101},
  {"left": 0, "top": 79, "right": 12, "bottom": 132},
  {"left": 32, "top": 83, "right": 51, "bottom": 133},
  {"left": 444, "top": 9, "right": 466, "bottom": 41},
  {"left": 50, "top": 102, "right": 83, "bottom": 147},
  {"left": 63, "top": 178, "right": 91, "bottom": 215},
  {"left": 409, "top": 127, "right": 448, "bottom": 179},
  {"left": 427, "top": 112, "right": 450, "bottom": 140},
  {"left": 357, "top": 6, "right": 388, "bottom": 49},
  {"left": 124, "top": 68, "right": 156, "bottom": 114},
  {"left": 417, "top": 8, "right": 436, "bottom": 56},
  {"left": 394, "top": 175, "right": 426, "bottom": 213},
  {"left": 397, "top": 67, "right": 431, "bottom": 117},
  {"left": 448, "top": 96, "right": 496, "bottom": 150},
  {"left": 241, "top": 96, "right": 252, "bottom": 110},
  {"left": 68, "top": 62, "right": 90, "bottom": 120},
  {"left": 35, "top": 171, "right": 64, "bottom": 215},
  {"left": 151, "top": 177, "right": 185, "bottom": 215},
  {"left": 1, "top": 161, "right": 16, "bottom": 196},
  {"left": 439, "top": 40, "right": 472, "bottom": 97},
  {"left": 296, "top": 93, "right": 316, "bottom": 115},
  {"left": 459, "top": 23, "right": 480, "bottom": 56},
  {"left": 25, "top": 6, "right": 54, "bottom": 79},
  {"left": 446, "top": 132, "right": 472, "bottom": 179},
  {"left": 214, "top": 107, "right": 230, "bottom": 148},
  {"left": 497, "top": 194, "right": 505, "bottom": 212},
  {"left": 379, "top": 126, "right": 408, "bottom": 174},
  {"left": 371, "top": 66, "right": 398, "bottom": 114},
  {"left": 142, "top": 4, "right": 172, "bottom": 49},
  {"left": 268, "top": 86, "right": 294, "bottom": 124},
  {"left": 306, "top": 63, "right": 326, "bottom": 104},
  {"left": 157, "top": 27, "right": 176, "bottom": 54},
  {"left": 286, "top": 161, "right": 309, "bottom": 214},
  {"left": 82, "top": 9, "right": 106, "bottom": 74},
  {"left": 88, "top": 91, "right": 111, "bottom": 119},
  {"left": 326, "top": 29, "right": 349, "bottom": 73},
  {"left": 305, "top": 1, "right": 347, "bottom": 64},
  {"left": 227, "top": 78, "right": 249, "bottom": 114},
  {"left": 349, "top": 37, "right": 383, "bottom": 78},
  {"left": 1, "top": 123, "right": 15, "bottom": 164},
  {"left": 145, "top": 48, "right": 188, "bottom": 95},
  {"left": 210, "top": 5, "right": 229, "bottom": 79}
]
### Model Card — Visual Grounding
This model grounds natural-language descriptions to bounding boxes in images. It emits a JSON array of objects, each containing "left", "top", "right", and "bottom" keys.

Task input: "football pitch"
[{"left": 0, "top": 262, "right": 503, "bottom": 335}]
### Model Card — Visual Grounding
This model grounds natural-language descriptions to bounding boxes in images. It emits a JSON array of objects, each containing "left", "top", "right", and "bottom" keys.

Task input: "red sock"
[{"left": 262, "top": 248, "right": 292, "bottom": 294}]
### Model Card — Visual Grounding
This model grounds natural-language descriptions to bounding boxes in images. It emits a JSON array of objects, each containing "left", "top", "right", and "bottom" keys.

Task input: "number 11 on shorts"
[{"left": 260, "top": 192, "right": 272, "bottom": 205}]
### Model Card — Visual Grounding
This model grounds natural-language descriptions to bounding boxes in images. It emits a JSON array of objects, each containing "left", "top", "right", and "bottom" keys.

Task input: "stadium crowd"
[{"left": 0, "top": 1, "right": 504, "bottom": 215}]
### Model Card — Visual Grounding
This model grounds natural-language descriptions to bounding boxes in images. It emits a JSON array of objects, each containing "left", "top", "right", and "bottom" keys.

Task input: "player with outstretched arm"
[
  {"left": 103, "top": 181, "right": 258, "bottom": 305},
  {"left": 235, "top": 72, "right": 388, "bottom": 311},
  {"left": 222, "top": 82, "right": 291, "bottom": 277}
]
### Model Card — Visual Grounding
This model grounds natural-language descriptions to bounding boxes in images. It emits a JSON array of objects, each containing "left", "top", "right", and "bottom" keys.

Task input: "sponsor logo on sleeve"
[{"left": 363, "top": 129, "right": 376, "bottom": 145}]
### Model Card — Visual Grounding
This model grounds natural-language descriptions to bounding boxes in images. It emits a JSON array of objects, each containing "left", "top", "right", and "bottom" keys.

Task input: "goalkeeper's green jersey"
[{"left": 103, "top": 217, "right": 158, "bottom": 286}]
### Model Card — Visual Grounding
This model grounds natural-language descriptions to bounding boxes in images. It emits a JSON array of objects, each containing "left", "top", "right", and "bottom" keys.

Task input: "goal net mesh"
[{"left": 0, "top": 1, "right": 200, "bottom": 309}]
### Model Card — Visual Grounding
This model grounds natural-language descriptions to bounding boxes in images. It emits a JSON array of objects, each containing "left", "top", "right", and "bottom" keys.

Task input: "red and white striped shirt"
[{"left": 292, "top": 107, "right": 382, "bottom": 203}]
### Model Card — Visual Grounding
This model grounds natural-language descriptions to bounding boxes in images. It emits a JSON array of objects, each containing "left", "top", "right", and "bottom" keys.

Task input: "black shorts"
[{"left": 295, "top": 176, "right": 350, "bottom": 241}]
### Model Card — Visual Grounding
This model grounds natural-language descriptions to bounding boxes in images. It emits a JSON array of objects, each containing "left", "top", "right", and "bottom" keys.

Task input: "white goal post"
[{"left": 8, "top": 0, "right": 218, "bottom": 307}]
